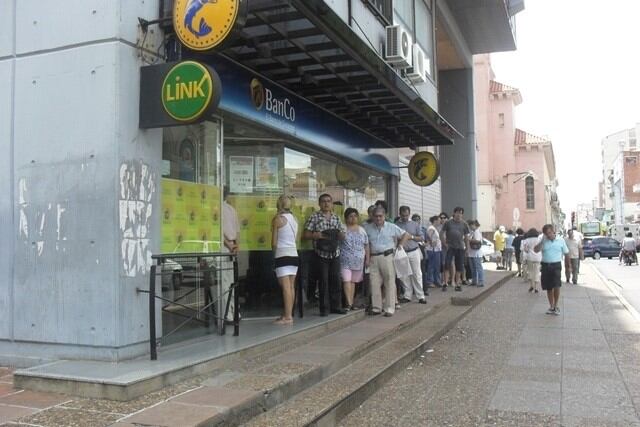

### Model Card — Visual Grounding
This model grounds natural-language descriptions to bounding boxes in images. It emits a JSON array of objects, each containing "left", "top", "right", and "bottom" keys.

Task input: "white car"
[
  {"left": 480, "top": 238, "right": 495, "bottom": 262},
  {"left": 161, "top": 240, "right": 221, "bottom": 290}
]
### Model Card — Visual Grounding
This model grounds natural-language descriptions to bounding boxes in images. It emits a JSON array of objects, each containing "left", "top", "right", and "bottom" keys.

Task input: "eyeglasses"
[{"left": 440, "top": 216, "right": 447, "bottom": 219}]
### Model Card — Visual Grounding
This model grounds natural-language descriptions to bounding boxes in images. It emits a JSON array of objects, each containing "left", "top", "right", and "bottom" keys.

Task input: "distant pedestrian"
[
  {"left": 522, "top": 228, "right": 541, "bottom": 293},
  {"left": 466, "top": 220, "right": 485, "bottom": 287},
  {"left": 438, "top": 212, "right": 450, "bottom": 285},
  {"left": 534, "top": 224, "right": 569, "bottom": 315},
  {"left": 564, "top": 229, "right": 583, "bottom": 284},
  {"left": 412, "top": 214, "right": 430, "bottom": 289},
  {"left": 512, "top": 228, "right": 525, "bottom": 277},
  {"left": 504, "top": 229, "right": 515, "bottom": 271},
  {"left": 441, "top": 207, "right": 470, "bottom": 292},
  {"left": 340, "top": 208, "right": 370, "bottom": 311},
  {"left": 396, "top": 206, "right": 427, "bottom": 304},
  {"left": 425, "top": 216, "right": 443, "bottom": 288},
  {"left": 494, "top": 226, "right": 506, "bottom": 270}
]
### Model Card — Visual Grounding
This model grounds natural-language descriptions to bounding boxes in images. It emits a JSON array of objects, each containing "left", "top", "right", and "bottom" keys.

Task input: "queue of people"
[{"left": 270, "top": 195, "right": 489, "bottom": 324}]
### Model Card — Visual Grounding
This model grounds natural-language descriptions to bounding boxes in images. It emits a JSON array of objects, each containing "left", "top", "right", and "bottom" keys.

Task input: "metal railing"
[{"left": 137, "top": 252, "right": 239, "bottom": 360}]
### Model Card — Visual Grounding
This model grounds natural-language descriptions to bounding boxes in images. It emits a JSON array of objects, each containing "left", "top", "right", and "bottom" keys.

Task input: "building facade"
[
  {"left": 599, "top": 124, "right": 640, "bottom": 223},
  {"left": 474, "top": 54, "right": 561, "bottom": 234},
  {"left": 1, "top": 1, "right": 521, "bottom": 365}
]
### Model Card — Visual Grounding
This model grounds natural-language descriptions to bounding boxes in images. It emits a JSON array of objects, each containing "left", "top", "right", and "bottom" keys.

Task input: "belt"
[
  {"left": 405, "top": 247, "right": 419, "bottom": 253},
  {"left": 372, "top": 249, "right": 394, "bottom": 257},
  {"left": 541, "top": 261, "right": 561, "bottom": 265}
]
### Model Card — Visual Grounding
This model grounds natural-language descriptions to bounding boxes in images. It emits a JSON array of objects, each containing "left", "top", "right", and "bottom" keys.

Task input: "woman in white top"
[
  {"left": 271, "top": 195, "right": 299, "bottom": 325},
  {"left": 522, "top": 228, "right": 542, "bottom": 293}
]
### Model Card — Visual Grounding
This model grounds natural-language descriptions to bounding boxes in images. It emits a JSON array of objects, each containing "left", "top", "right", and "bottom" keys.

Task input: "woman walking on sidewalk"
[
  {"left": 522, "top": 228, "right": 541, "bottom": 293},
  {"left": 534, "top": 224, "right": 569, "bottom": 315}
]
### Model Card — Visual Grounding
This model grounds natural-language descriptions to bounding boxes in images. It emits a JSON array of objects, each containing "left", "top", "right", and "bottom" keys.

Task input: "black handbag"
[{"left": 316, "top": 229, "right": 340, "bottom": 252}]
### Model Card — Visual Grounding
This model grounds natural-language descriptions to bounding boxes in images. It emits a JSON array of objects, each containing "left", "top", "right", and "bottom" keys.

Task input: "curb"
[
  {"left": 589, "top": 262, "right": 640, "bottom": 322},
  {"left": 306, "top": 272, "right": 515, "bottom": 427}
]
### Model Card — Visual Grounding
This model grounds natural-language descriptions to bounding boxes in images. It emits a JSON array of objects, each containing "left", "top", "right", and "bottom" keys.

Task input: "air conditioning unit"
[
  {"left": 406, "top": 44, "right": 426, "bottom": 83},
  {"left": 385, "top": 25, "right": 412, "bottom": 68}
]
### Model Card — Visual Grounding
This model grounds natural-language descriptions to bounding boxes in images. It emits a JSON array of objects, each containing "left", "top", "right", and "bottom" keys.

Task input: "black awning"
[{"left": 216, "top": 0, "right": 459, "bottom": 147}]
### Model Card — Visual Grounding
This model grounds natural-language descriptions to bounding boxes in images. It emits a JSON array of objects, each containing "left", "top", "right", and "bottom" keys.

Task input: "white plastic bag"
[{"left": 393, "top": 247, "right": 412, "bottom": 279}]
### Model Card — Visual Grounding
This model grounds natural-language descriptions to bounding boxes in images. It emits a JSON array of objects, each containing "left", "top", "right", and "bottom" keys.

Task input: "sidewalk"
[
  {"left": 341, "top": 262, "right": 640, "bottom": 427},
  {"left": 0, "top": 271, "right": 510, "bottom": 426}
]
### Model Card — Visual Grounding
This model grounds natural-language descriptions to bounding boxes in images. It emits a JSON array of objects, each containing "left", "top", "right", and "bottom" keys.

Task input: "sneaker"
[
  {"left": 399, "top": 297, "right": 411, "bottom": 304},
  {"left": 418, "top": 298, "right": 427, "bottom": 304},
  {"left": 454, "top": 285, "right": 462, "bottom": 292},
  {"left": 528, "top": 287, "right": 533, "bottom": 293},
  {"left": 395, "top": 303, "right": 401, "bottom": 310},
  {"left": 534, "top": 289, "right": 539, "bottom": 293},
  {"left": 546, "top": 308, "right": 555, "bottom": 315},
  {"left": 442, "top": 284, "right": 447, "bottom": 292},
  {"left": 554, "top": 307, "right": 560, "bottom": 315},
  {"left": 383, "top": 312, "right": 393, "bottom": 317}
]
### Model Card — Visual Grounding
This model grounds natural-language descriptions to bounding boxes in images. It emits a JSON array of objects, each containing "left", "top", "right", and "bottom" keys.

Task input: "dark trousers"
[{"left": 314, "top": 253, "right": 342, "bottom": 313}]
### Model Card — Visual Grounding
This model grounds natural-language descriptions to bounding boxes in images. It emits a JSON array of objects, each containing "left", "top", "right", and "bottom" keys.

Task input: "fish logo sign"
[
  {"left": 173, "top": 0, "right": 245, "bottom": 52},
  {"left": 408, "top": 151, "right": 440, "bottom": 187}
]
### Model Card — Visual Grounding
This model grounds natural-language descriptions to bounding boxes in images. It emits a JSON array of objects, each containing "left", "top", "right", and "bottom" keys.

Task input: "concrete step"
[
  {"left": 111, "top": 272, "right": 513, "bottom": 426},
  {"left": 242, "top": 274, "right": 512, "bottom": 427}
]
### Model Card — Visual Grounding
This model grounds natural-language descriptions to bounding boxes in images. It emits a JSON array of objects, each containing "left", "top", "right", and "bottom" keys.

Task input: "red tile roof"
[
  {"left": 490, "top": 80, "right": 519, "bottom": 93},
  {"left": 514, "top": 128, "right": 551, "bottom": 146}
]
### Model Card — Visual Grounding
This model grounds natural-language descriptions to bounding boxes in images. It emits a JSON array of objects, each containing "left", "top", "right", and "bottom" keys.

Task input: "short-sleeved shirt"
[
  {"left": 442, "top": 219, "right": 470, "bottom": 250},
  {"left": 623, "top": 237, "right": 636, "bottom": 251},
  {"left": 541, "top": 237, "right": 569, "bottom": 263},
  {"left": 304, "top": 211, "right": 346, "bottom": 259},
  {"left": 340, "top": 226, "right": 369, "bottom": 270},
  {"left": 513, "top": 235, "right": 524, "bottom": 253},
  {"left": 564, "top": 236, "right": 582, "bottom": 258},
  {"left": 426, "top": 225, "right": 442, "bottom": 252},
  {"left": 467, "top": 229, "right": 483, "bottom": 258},
  {"left": 494, "top": 231, "right": 506, "bottom": 251},
  {"left": 395, "top": 220, "right": 421, "bottom": 251},
  {"left": 364, "top": 222, "right": 406, "bottom": 254},
  {"left": 505, "top": 234, "right": 515, "bottom": 250}
]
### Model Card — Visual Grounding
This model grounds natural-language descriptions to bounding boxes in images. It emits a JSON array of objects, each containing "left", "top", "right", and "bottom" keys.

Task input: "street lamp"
[{"left": 504, "top": 170, "right": 534, "bottom": 183}]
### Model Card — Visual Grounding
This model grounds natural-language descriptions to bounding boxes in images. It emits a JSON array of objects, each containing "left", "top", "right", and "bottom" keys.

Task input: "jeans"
[
  {"left": 468, "top": 256, "right": 484, "bottom": 285},
  {"left": 313, "top": 252, "right": 342, "bottom": 313},
  {"left": 426, "top": 251, "right": 442, "bottom": 285}
]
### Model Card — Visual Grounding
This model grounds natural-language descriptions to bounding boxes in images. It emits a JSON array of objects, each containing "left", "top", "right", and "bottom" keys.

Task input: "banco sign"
[{"left": 251, "top": 78, "right": 296, "bottom": 126}]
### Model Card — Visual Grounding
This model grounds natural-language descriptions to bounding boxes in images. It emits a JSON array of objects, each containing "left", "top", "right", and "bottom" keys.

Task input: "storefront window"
[
  {"left": 224, "top": 117, "right": 388, "bottom": 318},
  {"left": 160, "top": 120, "right": 222, "bottom": 344}
]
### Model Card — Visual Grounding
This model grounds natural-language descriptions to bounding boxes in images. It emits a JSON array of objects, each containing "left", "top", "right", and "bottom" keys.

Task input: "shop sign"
[
  {"left": 139, "top": 61, "right": 221, "bottom": 128},
  {"left": 250, "top": 78, "right": 296, "bottom": 134},
  {"left": 162, "top": 61, "right": 216, "bottom": 122},
  {"left": 173, "top": 0, "right": 247, "bottom": 52},
  {"left": 408, "top": 151, "right": 439, "bottom": 187}
]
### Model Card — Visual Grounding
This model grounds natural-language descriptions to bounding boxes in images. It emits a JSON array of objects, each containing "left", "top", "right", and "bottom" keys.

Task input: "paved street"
[
  {"left": 588, "top": 258, "right": 640, "bottom": 316},
  {"left": 340, "top": 262, "right": 640, "bottom": 427}
]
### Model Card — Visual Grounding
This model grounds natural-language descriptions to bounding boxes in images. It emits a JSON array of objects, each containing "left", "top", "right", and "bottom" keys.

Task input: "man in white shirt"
[{"left": 564, "top": 229, "right": 583, "bottom": 285}]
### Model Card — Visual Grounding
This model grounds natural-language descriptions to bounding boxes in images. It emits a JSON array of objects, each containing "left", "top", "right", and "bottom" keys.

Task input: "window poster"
[
  {"left": 255, "top": 156, "right": 279, "bottom": 188},
  {"left": 229, "top": 156, "right": 254, "bottom": 193}
]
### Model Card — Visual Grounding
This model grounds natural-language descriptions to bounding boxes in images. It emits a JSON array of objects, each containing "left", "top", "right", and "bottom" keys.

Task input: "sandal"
[{"left": 274, "top": 318, "right": 293, "bottom": 325}]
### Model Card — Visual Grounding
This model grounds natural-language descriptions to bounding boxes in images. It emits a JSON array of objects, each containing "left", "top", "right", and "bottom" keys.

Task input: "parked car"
[
  {"left": 480, "top": 238, "right": 495, "bottom": 262},
  {"left": 583, "top": 237, "right": 621, "bottom": 260},
  {"left": 161, "top": 240, "right": 221, "bottom": 290}
]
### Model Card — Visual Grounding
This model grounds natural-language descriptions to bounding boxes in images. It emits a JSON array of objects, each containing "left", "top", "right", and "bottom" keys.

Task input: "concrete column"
[{"left": 438, "top": 68, "right": 477, "bottom": 219}]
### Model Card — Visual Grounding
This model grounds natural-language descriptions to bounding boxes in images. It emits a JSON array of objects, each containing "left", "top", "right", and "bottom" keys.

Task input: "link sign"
[{"left": 139, "top": 61, "right": 222, "bottom": 128}]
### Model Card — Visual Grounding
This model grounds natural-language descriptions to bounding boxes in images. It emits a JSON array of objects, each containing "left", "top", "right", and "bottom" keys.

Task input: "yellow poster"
[{"left": 161, "top": 178, "right": 221, "bottom": 254}]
